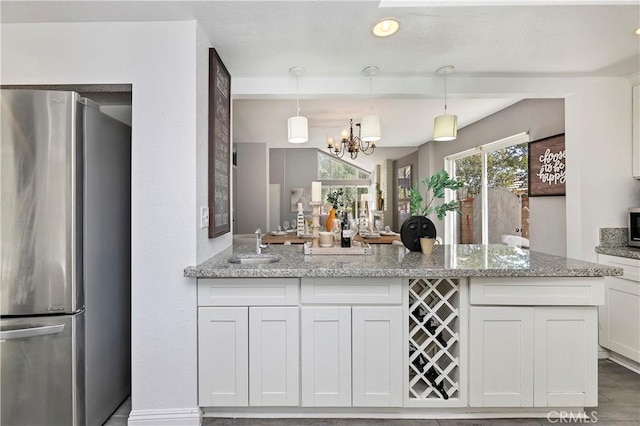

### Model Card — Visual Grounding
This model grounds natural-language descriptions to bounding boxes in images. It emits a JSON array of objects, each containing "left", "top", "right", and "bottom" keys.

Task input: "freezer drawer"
[{"left": 0, "top": 313, "right": 84, "bottom": 426}]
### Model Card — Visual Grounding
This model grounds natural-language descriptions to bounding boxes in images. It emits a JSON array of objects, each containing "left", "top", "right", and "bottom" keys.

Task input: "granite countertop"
[
  {"left": 184, "top": 244, "right": 622, "bottom": 279},
  {"left": 595, "top": 227, "right": 640, "bottom": 260},
  {"left": 595, "top": 246, "right": 640, "bottom": 260}
]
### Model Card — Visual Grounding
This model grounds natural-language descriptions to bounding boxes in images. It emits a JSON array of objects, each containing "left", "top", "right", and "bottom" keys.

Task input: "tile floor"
[{"left": 104, "top": 359, "right": 639, "bottom": 426}]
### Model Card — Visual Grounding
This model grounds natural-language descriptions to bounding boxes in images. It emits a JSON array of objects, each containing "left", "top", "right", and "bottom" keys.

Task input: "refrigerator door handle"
[{"left": 0, "top": 323, "right": 65, "bottom": 340}]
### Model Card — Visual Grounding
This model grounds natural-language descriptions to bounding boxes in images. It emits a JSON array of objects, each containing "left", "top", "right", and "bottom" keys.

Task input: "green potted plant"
[{"left": 400, "top": 169, "right": 465, "bottom": 251}]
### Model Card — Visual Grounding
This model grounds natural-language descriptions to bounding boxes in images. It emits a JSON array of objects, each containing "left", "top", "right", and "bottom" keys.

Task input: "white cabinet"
[
  {"left": 300, "top": 277, "right": 403, "bottom": 408},
  {"left": 300, "top": 306, "right": 352, "bottom": 407},
  {"left": 300, "top": 305, "right": 403, "bottom": 407},
  {"left": 469, "top": 278, "right": 604, "bottom": 407},
  {"left": 249, "top": 307, "right": 299, "bottom": 406},
  {"left": 470, "top": 306, "right": 597, "bottom": 408},
  {"left": 352, "top": 306, "right": 403, "bottom": 407},
  {"left": 197, "top": 278, "right": 300, "bottom": 407},
  {"left": 469, "top": 277, "right": 602, "bottom": 408},
  {"left": 469, "top": 307, "right": 534, "bottom": 407},
  {"left": 534, "top": 308, "right": 597, "bottom": 407},
  {"left": 597, "top": 254, "right": 640, "bottom": 363},
  {"left": 198, "top": 307, "right": 249, "bottom": 406},
  {"left": 199, "top": 306, "right": 299, "bottom": 407}
]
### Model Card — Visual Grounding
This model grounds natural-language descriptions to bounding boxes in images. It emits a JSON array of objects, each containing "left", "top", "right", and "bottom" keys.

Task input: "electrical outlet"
[{"left": 200, "top": 206, "right": 209, "bottom": 229}]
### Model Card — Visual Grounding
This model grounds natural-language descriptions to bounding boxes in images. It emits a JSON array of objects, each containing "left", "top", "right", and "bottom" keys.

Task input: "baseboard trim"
[
  {"left": 202, "top": 406, "right": 584, "bottom": 419},
  {"left": 597, "top": 345, "right": 610, "bottom": 360},
  {"left": 609, "top": 352, "right": 640, "bottom": 374},
  {"left": 128, "top": 407, "right": 201, "bottom": 426}
]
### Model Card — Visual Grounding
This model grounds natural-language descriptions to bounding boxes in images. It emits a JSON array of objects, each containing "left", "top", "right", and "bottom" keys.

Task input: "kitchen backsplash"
[{"left": 599, "top": 227, "right": 628, "bottom": 247}]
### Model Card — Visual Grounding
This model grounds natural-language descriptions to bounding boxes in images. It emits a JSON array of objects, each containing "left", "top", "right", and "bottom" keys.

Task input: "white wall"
[
  {"left": 564, "top": 79, "right": 640, "bottom": 261},
  {"left": 1, "top": 21, "right": 229, "bottom": 424},
  {"left": 196, "top": 24, "right": 233, "bottom": 262},
  {"left": 236, "top": 143, "right": 268, "bottom": 233},
  {"left": 530, "top": 197, "right": 567, "bottom": 256}
]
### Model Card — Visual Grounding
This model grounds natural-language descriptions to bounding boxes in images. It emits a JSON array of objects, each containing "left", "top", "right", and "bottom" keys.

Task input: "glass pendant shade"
[
  {"left": 360, "top": 114, "right": 381, "bottom": 142},
  {"left": 288, "top": 115, "right": 308, "bottom": 144},
  {"left": 433, "top": 114, "right": 458, "bottom": 141}
]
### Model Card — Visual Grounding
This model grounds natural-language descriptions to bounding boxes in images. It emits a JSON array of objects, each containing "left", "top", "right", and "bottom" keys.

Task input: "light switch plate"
[{"left": 200, "top": 206, "right": 209, "bottom": 229}]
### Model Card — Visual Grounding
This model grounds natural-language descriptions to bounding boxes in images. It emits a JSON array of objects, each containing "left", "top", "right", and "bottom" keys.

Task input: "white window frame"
[{"left": 444, "top": 132, "right": 530, "bottom": 245}]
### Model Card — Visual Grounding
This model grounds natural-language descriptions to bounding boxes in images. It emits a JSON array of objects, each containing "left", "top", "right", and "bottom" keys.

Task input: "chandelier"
[{"left": 326, "top": 119, "right": 376, "bottom": 160}]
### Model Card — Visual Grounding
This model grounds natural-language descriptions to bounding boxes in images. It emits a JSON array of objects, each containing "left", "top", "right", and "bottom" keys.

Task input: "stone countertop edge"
[
  {"left": 596, "top": 245, "right": 640, "bottom": 260},
  {"left": 185, "top": 244, "right": 623, "bottom": 279}
]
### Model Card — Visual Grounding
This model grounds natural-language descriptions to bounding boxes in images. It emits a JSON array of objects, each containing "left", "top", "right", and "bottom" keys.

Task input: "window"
[
  {"left": 445, "top": 132, "right": 530, "bottom": 245},
  {"left": 317, "top": 152, "right": 371, "bottom": 181},
  {"left": 397, "top": 165, "right": 412, "bottom": 228},
  {"left": 317, "top": 152, "right": 372, "bottom": 215}
]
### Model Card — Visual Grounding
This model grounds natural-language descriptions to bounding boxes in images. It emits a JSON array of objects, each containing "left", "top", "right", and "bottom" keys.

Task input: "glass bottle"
[{"left": 341, "top": 211, "right": 351, "bottom": 248}]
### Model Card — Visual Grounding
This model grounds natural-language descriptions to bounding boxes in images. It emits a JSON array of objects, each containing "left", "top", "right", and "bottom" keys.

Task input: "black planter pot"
[{"left": 400, "top": 216, "right": 436, "bottom": 251}]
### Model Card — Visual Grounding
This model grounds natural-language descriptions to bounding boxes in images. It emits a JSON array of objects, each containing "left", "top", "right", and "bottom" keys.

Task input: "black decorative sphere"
[{"left": 400, "top": 216, "right": 436, "bottom": 251}]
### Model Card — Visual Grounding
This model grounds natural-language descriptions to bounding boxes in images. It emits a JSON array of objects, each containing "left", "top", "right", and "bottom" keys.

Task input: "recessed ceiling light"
[
  {"left": 371, "top": 18, "right": 400, "bottom": 38},
  {"left": 636, "top": 27, "right": 640, "bottom": 35}
]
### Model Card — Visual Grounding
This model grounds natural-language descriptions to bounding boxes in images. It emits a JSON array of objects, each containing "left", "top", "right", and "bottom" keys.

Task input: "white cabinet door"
[
  {"left": 198, "top": 307, "right": 249, "bottom": 406},
  {"left": 301, "top": 306, "right": 351, "bottom": 407},
  {"left": 249, "top": 307, "right": 299, "bottom": 406},
  {"left": 469, "top": 307, "right": 534, "bottom": 407},
  {"left": 534, "top": 307, "right": 598, "bottom": 407},
  {"left": 352, "top": 306, "right": 403, "bottom": 407},
  {"left": 600, "top": 277, "right": 640, "bottom": 362}
]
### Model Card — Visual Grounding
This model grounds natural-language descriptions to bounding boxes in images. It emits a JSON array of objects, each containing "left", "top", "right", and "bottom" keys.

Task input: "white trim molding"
[{"left": 128, "top": 408, "right": 201, "bottom": 426}]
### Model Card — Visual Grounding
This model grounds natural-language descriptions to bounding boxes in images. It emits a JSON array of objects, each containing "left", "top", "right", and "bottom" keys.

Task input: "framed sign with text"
[
  {"left": 528, "top": 133, "right": 566, "bottom": 197},
  {"left": 208, "top": 49, "right": 231, "bottom": 237}
]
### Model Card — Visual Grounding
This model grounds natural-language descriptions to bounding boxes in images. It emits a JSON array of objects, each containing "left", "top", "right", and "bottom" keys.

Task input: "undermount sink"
[{"left": 228, "top": 254, "right": 281, "bottom": 265}]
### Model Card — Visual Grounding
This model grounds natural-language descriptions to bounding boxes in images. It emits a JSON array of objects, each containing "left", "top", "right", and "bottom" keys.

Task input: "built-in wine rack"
[{"left": 408, "top": 278, "right": 460, "bottom": 403}]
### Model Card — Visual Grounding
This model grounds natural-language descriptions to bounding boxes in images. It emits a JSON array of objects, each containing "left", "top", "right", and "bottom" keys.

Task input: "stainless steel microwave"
[{"left": 629, "top": 208, "right": 640, "bottom": 247}]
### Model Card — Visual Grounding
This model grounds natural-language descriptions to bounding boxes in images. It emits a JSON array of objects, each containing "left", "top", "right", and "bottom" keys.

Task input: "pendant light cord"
[
  {"left": 369, "top": 75, "right": 373, "bottom": 112},
  {"left": 443, "top": 74, "right": 448, "bottom": 115},
  {"left": 296, "top": 76, "right": 300, "bottom": 117}
]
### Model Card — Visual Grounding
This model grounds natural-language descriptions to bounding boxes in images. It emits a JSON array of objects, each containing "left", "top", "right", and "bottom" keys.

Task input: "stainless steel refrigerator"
[{"left": 1, "top": 89, "right": 131, "bottom": 426}]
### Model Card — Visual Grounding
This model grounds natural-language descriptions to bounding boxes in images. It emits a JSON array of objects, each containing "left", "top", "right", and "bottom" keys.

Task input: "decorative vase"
[
  {"left": 325, "top": 208, "right": 337, "bottom": 231},
  {"left": 400, "top": 215, "right": 436, "bottom": 251},
  {"left": 377, "top": 197, "right": 384, "bottom": 210}
]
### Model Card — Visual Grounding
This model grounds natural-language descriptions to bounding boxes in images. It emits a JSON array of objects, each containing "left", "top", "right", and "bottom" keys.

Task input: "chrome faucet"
[{"left": 255, "top": 228, "right": 268, "bottom": 254}]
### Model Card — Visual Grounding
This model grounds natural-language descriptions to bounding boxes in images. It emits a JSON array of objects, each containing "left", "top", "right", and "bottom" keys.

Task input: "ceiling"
[{"left": 4, "top": 1, "right": 639, "bottom": 162}]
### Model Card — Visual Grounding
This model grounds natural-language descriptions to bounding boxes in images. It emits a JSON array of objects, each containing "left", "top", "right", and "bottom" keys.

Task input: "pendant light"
[
  {"left": 433, "top": 65, "right": 458, "bottom": 142},
  {"left": 287, "top": 67, "right": 308, "bottom": 144},
  {"left": 360, "top": 66, "right": 381, "bottom": 143}
]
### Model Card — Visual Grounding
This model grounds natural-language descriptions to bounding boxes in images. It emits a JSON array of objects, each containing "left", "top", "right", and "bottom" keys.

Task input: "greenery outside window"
[
  {"left": 317, "top": 152, "right": 371, "bottom": 180},
  {"left": 444, "top": 132, "right": 530, "bottom": 244}
]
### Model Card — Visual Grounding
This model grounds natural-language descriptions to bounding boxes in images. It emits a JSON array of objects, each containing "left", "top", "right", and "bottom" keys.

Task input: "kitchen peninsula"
[{"left": 185, "top": 244, "right": 622, "bottom": 420}]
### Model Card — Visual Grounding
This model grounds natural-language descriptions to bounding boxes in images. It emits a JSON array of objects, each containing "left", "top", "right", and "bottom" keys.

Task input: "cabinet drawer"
[
  {"left": 198, "top": 278, "right": 299, "bottom": 306},
  {"left": 301, "top": 277, "right": 402, "bottom": 304},
  {"left": 598, "top": 254, "right": 640, "bottom": 282},
  {"left": 469, "top": 277, "right": 604, "bottom": 306}
]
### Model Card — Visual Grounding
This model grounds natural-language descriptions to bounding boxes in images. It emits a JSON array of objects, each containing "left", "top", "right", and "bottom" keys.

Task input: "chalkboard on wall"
[
  {"left": 208, "top": 49, "right": 231, "bottom": 237},
  {"left": 528, "top": 133, "right": 566, "bottom": 197}
]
